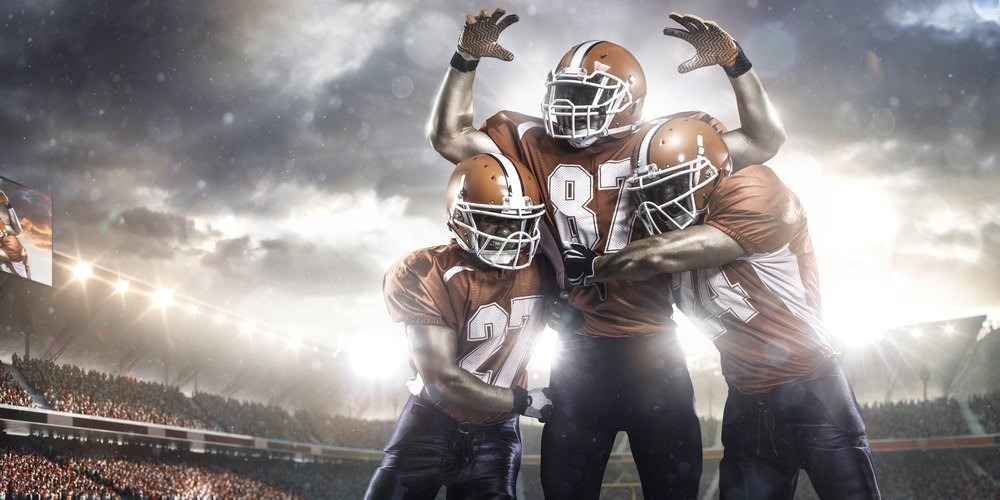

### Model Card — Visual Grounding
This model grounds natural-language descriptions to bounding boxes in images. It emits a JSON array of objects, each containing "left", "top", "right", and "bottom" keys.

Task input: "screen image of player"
[{"left": 0, "top": 175, "right": 53, "bottom": 287}]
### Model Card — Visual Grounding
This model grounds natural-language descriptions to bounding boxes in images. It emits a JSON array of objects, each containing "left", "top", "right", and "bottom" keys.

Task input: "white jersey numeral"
[
  {"left": 677, "top": 268, "right": 758, "bottom": 339},
  {"left": 460, "top": 295, "right": 546, "bottom": 388},
  {"left": 548, "top": 160, "right": 635, "bottom": 252}
]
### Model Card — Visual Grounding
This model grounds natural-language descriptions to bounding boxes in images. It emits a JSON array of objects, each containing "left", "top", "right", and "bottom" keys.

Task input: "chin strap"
[{"left": 566, "top": 122, "right": 642, "bottom": 149}]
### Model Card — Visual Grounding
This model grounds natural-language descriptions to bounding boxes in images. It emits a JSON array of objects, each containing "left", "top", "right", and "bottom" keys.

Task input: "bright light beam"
[{"left": 73, "top": 262, "right": 93, "bottom": 282}]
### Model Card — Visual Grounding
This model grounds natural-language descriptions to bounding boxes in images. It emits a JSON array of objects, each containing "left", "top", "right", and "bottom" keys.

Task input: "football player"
[
  {"left": 427, "top": 8, "right": 786, "bottom": 499},
  {"left": 364, "top": 153, "right": 556, "bottom": 500},
  {"left": 0, "top": 190, "right": 31, "bottom": 280},
  {"left": 566, "top": 118, "right": 881, "bottom": 499}
]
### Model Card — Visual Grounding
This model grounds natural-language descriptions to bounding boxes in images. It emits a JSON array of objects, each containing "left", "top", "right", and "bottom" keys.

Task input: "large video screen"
[{"left": 0, "top": 175, "right": 52, "bottom": 286}]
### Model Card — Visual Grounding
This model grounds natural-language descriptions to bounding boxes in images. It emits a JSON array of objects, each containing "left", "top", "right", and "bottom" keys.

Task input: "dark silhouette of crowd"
[
  {"left": 192, "top": 391, "right": 314, "bottom": 443},
  {"left": 296, "top": 409, "right": 396, "bottom": 450},
  {"left": 968, "top": 390, "right": 1000, "bottom": 434},
  {"left": 860, "top": 396, "right": 971, "bottom": 439}
]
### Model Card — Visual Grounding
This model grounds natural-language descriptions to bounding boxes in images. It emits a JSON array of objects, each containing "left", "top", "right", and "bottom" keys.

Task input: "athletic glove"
[
  {"left": 662, "top": 12, "right": 752, "bottom": 78},
  {"left": 457, "top": 7, "right": 519, "bottom": 61},
  {"left": 562, "top": 243, "right": 607, "bottom": 301},
  {"left": 514, "top": 386, "right": 554, "bottom": 422},
  {"left": 0, "top": 190, "right": 9, "bottom": 209}
]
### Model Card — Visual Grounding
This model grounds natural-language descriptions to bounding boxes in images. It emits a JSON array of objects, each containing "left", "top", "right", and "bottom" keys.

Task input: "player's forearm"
[
  {"left": 7, "top": 208, "right": 22, "bottom": 236},
  {"left": 593, "top": 237, "right": 677, "bottom": 282},
  {"left": 594, "top": 226, "right": 744, "bottom": 281},
  {"left": 728, "top": 70, "right": 786, "bottom": 168},
  {"left": 426, "top": 368, "right": 516, "bottom": 414},
  {"left": 427, "top": 70, "right": 499, "bottom": 164}
]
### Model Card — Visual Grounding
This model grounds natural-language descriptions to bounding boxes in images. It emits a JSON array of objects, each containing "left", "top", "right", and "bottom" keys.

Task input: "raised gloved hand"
[
  {"left": 0, "top": 190, "right": 10, "bottom": 209},
  {"left": 662, "top": 12, "right": 752, "bottom": 78},
  {"left": 562, "top": 243, "right": 607, "bottom": 301},
  {"left": 457, "top": 7, "right": 519, "bottom": 61}
]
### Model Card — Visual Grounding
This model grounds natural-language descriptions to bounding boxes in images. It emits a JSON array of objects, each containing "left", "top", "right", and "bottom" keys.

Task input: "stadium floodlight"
[
  {"left": 242, "top": 320, "right": 256, "bottom": 335},
  {"left": 115, "top": 280, "right": 130, "bottom": 294},
  {"left": 349, "top": 334, "right": 406, "bottom": 379},
  {"left": 186, "top": 304, "right": 199, "bottom": 315},
  {"left": 153, "top": 289, "right": 174, "bottom": 308},
  {"left": 909, "top": 328, "right": 922, "bottom": 338},
  {"left": 943, "top": 324, "right": 956, "bottom": 336},
  {"left": 287, "top": 337, "right": 302, "bottom": 349},
  {"left": 214, "top": 312, "right": 226, "bottom": 324},
  {"left": 73, "top": 262, "right": 93, "bottom": 282}
]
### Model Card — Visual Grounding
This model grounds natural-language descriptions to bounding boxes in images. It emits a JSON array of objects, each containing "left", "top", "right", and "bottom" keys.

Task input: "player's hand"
[
  {"left": 0, "top": 190, "right": 9, "bottom": 208},
  {"left": 457, "top": 7, "right": 519, "bottom": 61},
  {"left": 663, "top": 13, "right": 750, "bottom": 76},
  {"left": 524, "top": 387, "right": 553, "bottom": 422},
  {"left": 562, "top": 243, "right": 608, "bottom": 301}
]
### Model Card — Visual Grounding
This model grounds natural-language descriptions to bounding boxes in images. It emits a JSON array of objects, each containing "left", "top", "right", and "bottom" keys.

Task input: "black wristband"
[
  {"left": 724, "top": 43, "right": 752, "bottom": 78},
  {"left": 512, "top": 386, "right": 529, "bottom": 415},
  {"left": 450, "top": 51, "right": 480, "bottom": 73}
]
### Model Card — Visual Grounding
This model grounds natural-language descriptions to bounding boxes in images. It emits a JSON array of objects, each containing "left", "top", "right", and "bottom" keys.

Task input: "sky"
[{"left": 1, "top": 0, "right": 999, "bottom": 404}]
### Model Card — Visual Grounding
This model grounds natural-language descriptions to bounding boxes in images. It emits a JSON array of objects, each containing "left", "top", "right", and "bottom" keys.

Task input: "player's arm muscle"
[
  {"left": 722, "top": 70, "right": 786, "bottom": 171},
  {"left": 593, "top": 225, "right": 744, "bottom": 281},
  {"left": 427, "top": 68, "right": 502, "bottom": 164},
  {"left": 4, "top": 207, "right": 22, "bottom": 236},
  {"left": 406, "top": 322, "right": 514, "bottom": 413}
]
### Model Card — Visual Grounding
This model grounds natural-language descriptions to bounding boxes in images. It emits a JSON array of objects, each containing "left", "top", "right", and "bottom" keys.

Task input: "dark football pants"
[
  {"left": 364, "top": 397, "right": 522, "bottom": 500},
  {"left": 719, "top": 356, "right": 881, "bottom": 500},
  {"left": 541, "top": 331, "right": 702, "bottom": 500}
]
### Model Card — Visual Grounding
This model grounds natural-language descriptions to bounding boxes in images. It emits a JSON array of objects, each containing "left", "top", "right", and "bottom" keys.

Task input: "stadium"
[
  {"left": 2, "top": 0, "right": 1000, "bottom": 498},
  {"left": 2, "top": 252, "right": 999, "bottom": 497}
]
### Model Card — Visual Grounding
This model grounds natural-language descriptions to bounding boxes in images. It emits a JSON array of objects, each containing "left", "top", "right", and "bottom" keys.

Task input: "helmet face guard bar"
[
  {"left": 541, "top": 68, "right": 634, "bottom": 141},
  {"left": 627, "top": 157, "right": 718, "bottom": 234},
  {"left": 451, "top": 201, "right": 545, "bottom": 270}
]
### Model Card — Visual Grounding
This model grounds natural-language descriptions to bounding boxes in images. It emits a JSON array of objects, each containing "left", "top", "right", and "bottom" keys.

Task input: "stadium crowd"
[
  {"left": 5, "top": 356, "right": 1000, "bottom": 449},
  {"left": 0, "top": 434, "right": 384, "bottom": 499},
  {"left": 295, "top": 409, "right": 395, "bottom": 450},
  {"left": 968, "top": 390, "right": 1000, "bottom": 434},
  {"left": 3, "top": 356, "right": 1000, "bottom": 498},
  {"left": 13, "top": 355, "right": 212, "bottom": 430},
  {"left": 0, "top": 360, "right": 33, "bottom": 407},
  {"left": 192, "top": 392, "right": 314, "bottom": 443},
  {"left": 859, "top": 397, "right": 971, "bottom": 439}
]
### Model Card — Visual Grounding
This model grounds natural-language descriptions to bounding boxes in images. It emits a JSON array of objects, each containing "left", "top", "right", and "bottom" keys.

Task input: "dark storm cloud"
[
  {"left": 201, "top": 234, "right": 383, "bottom": 296},
  {"left": 117, "top": 206, "right": 212, "bottom": 242},
  {"left": 61, "top": 204, "right": 218, "bottom": 260},
  {"left": 728, "top": 0, "right": 1000, "bottom": 149},
  {"left": 200, "top": 235, "right": 251, "bottom": 274},
  {"left": 0, "top": 0, "right": 996, "bottom": 345},
  {"left": 0, "top": 0, "right": 447, "bottom": 222}
]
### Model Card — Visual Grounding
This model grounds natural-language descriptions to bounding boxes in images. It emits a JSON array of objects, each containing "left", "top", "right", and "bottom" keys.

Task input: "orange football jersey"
[
  {"left": 384, "top": 242, "right": 555, "bottom": 425},
  {"left": 483, "top": 110, "right": 725, "bottom": 338},
  {"left": 1, "top": 234, "right": 24, "bottom": 262},
  {"left": 674, "top": 165, "right": 836, "bottom": 393}
]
